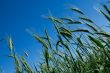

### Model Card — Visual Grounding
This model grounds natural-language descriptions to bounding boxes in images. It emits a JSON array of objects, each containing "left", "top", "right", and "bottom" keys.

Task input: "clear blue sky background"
[{"left": 0, "top": 0, "right": 108, "bottom": 73}]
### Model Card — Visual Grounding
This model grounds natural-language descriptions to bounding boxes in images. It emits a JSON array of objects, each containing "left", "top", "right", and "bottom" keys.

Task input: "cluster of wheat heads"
[{"left": 4, "top": 1, "right": 110, "bottom": 73}]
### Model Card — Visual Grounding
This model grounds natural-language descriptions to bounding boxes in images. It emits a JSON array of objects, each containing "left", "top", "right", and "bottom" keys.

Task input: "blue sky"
[{"left": 0, "top": 0, "right": 108, "bottom": 73}]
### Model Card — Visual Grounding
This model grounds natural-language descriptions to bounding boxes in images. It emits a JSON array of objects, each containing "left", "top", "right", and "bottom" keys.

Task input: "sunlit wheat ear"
[
  {"left": 48, "top": 17, "right": 63, "bottom": 24},
  {"left": 7, "top": 36, "right": 13, "bottom": 51},
  {"left": 24, "top": 51, "right": 29, "bottom": 57},
  {"left": 71, "top": 29, "right": 92, "bottom": 34},
  {"left": 60, "top": 17, "right": 82, "bottom": 24},
  {"left": 59, "top": 27, "right": 72, "bottom": 39},
  {"left": 20, "top": 57, "right": 33, "bottom": 73},
  {"left": 102, "top": 4, "right": 110, "bottom": 15},
  {"left": 26, "top": 28, "right": 35, "bottom": 36},
  {"left": 26, "top": 28, "right": 49, "bottom": 49},
  {"left": 88, "top": 35, "right": 104, "bottom": 48},
  {"left": 48, "top": 11, "right": 61, "bottom": 35},
  {"left": 79, "top": 17, "right": 94, "bottom": 23},
  {"left": 95, "top": 4, "right": 110, "bottom": 22},
  {"left": 33, "top": 34, "right": 48, "bottom": 49},
  {"left": 70, "top": 7, "right": 84, "bottom": 15},
  {"left": 85, "top": 23, "right": 98, "bottom": 32},
  {"left": 99, "top": 9, "right": 110, "bottom": 21},
  {"left": 95, "top": 32, "right": 110, "bottom": 37}
]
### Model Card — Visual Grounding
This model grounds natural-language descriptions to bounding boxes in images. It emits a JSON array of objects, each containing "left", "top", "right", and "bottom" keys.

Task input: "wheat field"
[{"left": 1, "top": 1, "right": 110, "bottom": 73}]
